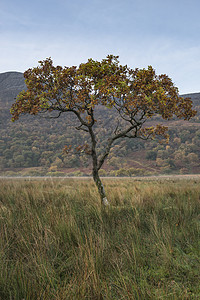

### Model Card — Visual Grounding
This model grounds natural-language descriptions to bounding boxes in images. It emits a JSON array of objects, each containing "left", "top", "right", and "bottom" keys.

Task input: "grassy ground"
[{"left": 0, "top": 177, "right": 199, "bottom": 299}]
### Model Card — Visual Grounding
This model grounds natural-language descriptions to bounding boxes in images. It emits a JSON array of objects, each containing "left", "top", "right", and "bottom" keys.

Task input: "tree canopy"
[{"left": 11, "top": 55, "right": 196, "bottom": 204}]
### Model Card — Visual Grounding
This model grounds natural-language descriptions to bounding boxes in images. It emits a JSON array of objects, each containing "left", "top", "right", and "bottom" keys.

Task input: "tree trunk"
[
  {"left": 93, "top": 168, "right": 109, "bottom": 206},
  {"left": 88, "top": 125, "right": 109, "bottom": 206}
]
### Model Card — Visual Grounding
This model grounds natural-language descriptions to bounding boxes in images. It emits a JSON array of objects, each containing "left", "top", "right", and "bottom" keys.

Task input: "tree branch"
[
  {"left": 75, "top": 124, "right": 89, "bottom": 132},
  {"left": 40, "top": 111, "right": 63, "bottom": 119},
  {"left": 97, "top": 124, "right": 138, "bottom": 170}
]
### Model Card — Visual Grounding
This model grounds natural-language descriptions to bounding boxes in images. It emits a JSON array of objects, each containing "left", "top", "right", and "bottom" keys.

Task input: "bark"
[
  {"left": 93, "top": 168, "right": 109, "bottom": 206},
  {"left": 88, "top": 125, "right": 109, "bottom": 206}
]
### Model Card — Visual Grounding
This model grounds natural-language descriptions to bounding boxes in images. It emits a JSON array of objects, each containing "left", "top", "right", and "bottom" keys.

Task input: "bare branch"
[
  {"left": 75, "top": 124, "right": 89, "bottom": 132},
  {"left": 97, "top": 124, "right": 137, "bottom": 170},
  {"left": 114, "top": 119, "right": 120, "bottom": 135},
  {"left": 38, "top": 111, "right": 63, "bottom": 119}
]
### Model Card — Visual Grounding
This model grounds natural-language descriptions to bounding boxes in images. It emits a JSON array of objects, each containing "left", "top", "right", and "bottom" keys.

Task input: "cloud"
[
  {"left": 1, "top": 0, "right": 200, "bottom": 94},
  {"left": 1, "top": 30, "right": 200, "bottom": 94}
]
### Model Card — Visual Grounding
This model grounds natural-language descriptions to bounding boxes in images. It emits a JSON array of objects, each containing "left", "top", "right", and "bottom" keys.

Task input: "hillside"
[
  {"left": 0, "top": 71, "right": 199, "bottom": 176},
  {"left": 0, "top": 72, "right": 26, "bottom": 104}
]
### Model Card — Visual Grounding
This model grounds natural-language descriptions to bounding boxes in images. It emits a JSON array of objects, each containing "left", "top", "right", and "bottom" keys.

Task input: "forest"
[{"left": 0, "top": 72, "right": 200, "bottom": 177}]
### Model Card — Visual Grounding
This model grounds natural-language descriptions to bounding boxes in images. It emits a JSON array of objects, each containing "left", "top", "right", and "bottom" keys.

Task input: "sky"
[{"left": 1, "top": 0, "right": 200, "bottom": 94}]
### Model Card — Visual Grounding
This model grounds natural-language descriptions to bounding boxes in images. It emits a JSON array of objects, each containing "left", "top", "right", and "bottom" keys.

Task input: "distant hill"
[
  {"left": 182, "top": 92, "right": 200, "bottom": 106},
  {"left": 0, "top": 71, "right": 199, "bottom": 176},
  {"left": 0, "top": 70, "right": 199, "bottom": 106},
  {"left": 0, "top": 72, "right": 26, "bottom": 106}
]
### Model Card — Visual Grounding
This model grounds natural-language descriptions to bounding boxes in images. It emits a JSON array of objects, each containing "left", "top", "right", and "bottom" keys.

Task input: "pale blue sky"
[{"left": 1, "top": 0, "right": 200, "bottom": 94}]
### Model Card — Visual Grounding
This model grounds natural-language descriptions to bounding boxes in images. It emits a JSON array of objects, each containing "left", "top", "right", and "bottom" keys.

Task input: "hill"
[
  {"left": 0, "top": 72, "right": 26, "bottom": 104},
  {"left": 0, "top": 72, "right": 199, "bottom": 176}
]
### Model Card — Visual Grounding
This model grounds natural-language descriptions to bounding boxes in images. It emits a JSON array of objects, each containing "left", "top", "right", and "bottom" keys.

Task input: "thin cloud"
[{"left": 0, "top": 0, "right": 200, "bottom": 94}]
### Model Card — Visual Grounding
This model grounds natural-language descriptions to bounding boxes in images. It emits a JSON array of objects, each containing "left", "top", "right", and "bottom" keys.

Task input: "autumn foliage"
[{"left": 11, "top": 55, "right": 196, "bottom": 203}]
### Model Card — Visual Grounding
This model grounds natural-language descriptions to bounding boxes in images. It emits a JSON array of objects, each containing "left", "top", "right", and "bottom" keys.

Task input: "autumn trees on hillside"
[{"left": 11, "top": 55, "right": 196, "bottom": 204}]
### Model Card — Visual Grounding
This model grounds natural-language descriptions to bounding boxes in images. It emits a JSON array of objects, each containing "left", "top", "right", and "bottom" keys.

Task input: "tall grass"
[{"left": 0, "top": 178, "right": 199, "bottom": 299}]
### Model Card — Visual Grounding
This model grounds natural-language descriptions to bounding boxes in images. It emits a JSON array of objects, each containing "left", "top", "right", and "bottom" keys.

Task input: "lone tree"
[{"left": 11, "top": 55, "right": 196, "bottom": 205}]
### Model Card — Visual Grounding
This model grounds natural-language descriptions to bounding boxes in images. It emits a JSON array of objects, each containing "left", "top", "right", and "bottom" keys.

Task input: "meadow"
[{"left": 0, "top": 177, "right": 199, "bottom": 299}]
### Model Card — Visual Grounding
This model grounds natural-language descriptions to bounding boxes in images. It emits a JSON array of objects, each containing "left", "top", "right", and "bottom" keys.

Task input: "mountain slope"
[
  {"left": 0, "top": 72, "right": 199, "bottom": 176},
  {"left": 0, "top": 72, "right": 26, "bottom": 105}
]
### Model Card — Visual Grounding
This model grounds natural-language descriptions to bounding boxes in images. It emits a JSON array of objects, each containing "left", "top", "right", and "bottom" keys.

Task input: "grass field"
[{"left": 0, "top": 177, "right": 200, "bottom": 299}]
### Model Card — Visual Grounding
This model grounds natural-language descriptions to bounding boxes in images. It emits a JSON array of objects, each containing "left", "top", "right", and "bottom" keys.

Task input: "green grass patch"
[{"left": 0, "top": 178, "right": 200, "bottom": 299}]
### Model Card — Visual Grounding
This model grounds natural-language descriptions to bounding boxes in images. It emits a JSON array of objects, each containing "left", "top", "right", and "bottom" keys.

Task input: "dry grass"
[{"left": 0, "top": 177, "right": 200, "bottom": 299}]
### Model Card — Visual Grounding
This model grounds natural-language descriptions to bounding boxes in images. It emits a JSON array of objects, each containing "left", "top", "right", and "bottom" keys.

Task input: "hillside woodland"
[{"left": 0, "top": 72, "right": 200, "bottom": 176}]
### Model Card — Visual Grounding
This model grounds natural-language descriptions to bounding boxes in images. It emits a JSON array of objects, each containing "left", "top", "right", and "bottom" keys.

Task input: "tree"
[{"left": 11, "top": 55, "right": 196, "bottom": 205}]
